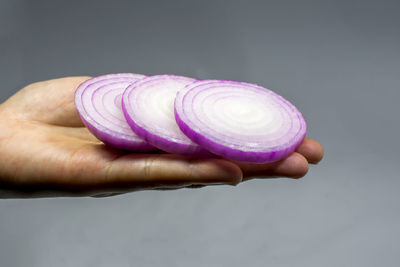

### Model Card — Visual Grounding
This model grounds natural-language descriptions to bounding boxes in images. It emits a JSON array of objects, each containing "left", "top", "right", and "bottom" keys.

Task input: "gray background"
[{"left": 1, "top": 0, "right": 399, "bottom": 266}]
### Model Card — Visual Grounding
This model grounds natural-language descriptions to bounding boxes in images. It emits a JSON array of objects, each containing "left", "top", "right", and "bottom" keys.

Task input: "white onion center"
[
  {"left": 127, "top": 77, "right": 196, "bottom": 143},
  {"left": 178, "top": 82, "right": 304, "bottom": 151}
]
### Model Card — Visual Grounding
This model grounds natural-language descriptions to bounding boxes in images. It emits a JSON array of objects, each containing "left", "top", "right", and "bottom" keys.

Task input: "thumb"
[{"left": 96, "top": 154, "right": 243, "bottom": 191}]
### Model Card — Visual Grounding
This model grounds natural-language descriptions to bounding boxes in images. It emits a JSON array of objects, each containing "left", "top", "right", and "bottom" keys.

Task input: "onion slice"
[
  {"left": 174, "top": 80, "right": 307, "bottom": 163},
  {"left": 122, "top": 75, "right": 212, "bottom": 156},
  {"left": 74, "top": 73, "right": 154, "bottom": 151}
]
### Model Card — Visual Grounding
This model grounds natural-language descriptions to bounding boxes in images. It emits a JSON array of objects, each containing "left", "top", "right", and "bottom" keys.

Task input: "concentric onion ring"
[
  {"left": 174, "top": 80, "right": 307, "bottom": 163},
  {"left": 74, "top": 73, "right": 154, "bottom": 151},
  {"left": 122, "top": 75, "right": 212, "bottom": 156}
]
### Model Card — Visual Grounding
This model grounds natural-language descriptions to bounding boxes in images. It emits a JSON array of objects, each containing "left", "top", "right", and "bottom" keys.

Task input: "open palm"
[{"left": 0, "top": 77, "right": 323, "bottom": 198}]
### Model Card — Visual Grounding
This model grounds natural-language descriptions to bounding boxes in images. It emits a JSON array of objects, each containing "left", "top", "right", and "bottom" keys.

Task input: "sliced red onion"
[
  {"left": 122, "top": 75, "right": 212, "bottom": 156},
  {"left": 174, "top": 80, "right": 307, "bottom": 163},
  {"left": 74, "top": 73, "right": 154, "bottom": 151}
]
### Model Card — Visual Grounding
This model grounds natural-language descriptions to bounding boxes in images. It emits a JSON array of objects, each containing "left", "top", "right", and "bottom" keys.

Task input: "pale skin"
[{"left": 0, "top": 77, "right": 324, "bottom": 198}]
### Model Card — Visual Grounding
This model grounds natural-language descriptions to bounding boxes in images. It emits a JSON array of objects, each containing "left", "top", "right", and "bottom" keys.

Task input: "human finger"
[
  {"left": 295, "top": 137, "right": 324, "bottom": 164},
  {"left": 235, "top": 152, "right": 309, "bottom": 181},
  {"left": 96, "top": 154, "right": 243, "bottom": 191}
]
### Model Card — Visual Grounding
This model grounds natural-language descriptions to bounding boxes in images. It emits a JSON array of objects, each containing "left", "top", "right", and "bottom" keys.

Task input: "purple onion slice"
[
  {"left": 174, "top": 80, "right": 307, "bottom": 163},
  {"left": 74, "top": 73, "right": 154, "bottom": 151},
  {"left": 122, "top": 75, "right": 212, "bottom": 156}
]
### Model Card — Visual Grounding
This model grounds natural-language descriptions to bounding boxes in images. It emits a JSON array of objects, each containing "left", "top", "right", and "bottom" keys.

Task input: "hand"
[{"left": 0, "top": 77, "right": 324, "bottom": 198}]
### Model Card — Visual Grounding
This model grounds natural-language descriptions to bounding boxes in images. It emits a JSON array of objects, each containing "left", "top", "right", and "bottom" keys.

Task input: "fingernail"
[
  {"left": 206, "top": 160, "right": 243, "bottom": 185},
  {"left": 91, "top": 192, "right": 123, "bottom": 198},
  {"left": 190, "top": 160, "right": 242, "bottom": 186}
]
